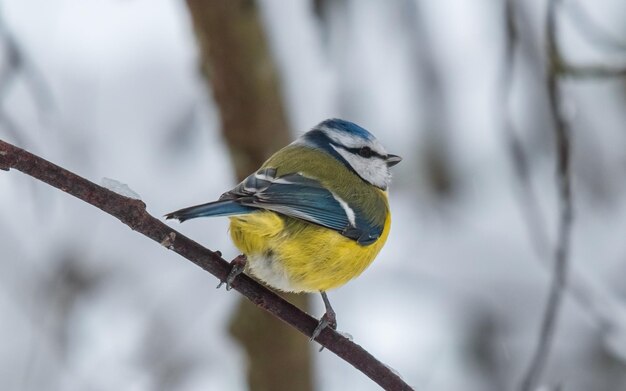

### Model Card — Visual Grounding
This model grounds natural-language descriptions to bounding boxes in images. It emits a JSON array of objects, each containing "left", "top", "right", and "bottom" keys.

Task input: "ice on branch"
[
  {"left": 101, "top": 177, "right": 142, "bottom": 200},
  {"left": 338, "top": 331, "right": 353, "bottom": 341},
  {"left": 384, "top": 363, "right": 404, "bottom": 380}
]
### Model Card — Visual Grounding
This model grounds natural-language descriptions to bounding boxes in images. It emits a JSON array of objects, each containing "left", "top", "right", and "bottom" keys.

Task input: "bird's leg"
[
  {"left": 311, "top": 291, "right": 337, "bottom": 341},
  {"left": 216, "top": 254, "right": 247, "bottom": 291}
]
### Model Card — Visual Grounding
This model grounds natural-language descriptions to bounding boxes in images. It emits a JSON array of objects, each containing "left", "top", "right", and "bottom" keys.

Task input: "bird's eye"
[{"left": 358, "top": 146, "right": 373, "bottom": 158}]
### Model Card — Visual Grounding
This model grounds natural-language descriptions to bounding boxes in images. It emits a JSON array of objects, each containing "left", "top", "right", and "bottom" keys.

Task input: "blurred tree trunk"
[{"left": 185, "top": 1, "right": 314, "bottom": 391}]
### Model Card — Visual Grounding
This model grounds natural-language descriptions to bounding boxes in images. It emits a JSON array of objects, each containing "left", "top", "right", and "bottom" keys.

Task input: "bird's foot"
[
  {"left": 312, "top": 292, "right": 338, "bottom": 351},
  {"left": 311, "top": 308, "right": 337, "bottom": 341},
  {"left": 216, "top": 254, "right": 247, "bottom": 291}
]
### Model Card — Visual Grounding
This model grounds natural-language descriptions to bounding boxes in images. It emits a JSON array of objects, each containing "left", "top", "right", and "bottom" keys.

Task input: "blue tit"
[{"left": 166, "top": 118, "right": 401, "bottom": 338}]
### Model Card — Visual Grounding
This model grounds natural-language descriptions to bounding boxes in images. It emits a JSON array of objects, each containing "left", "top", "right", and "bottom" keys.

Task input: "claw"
[
  {"left": 311, "top": 311, "right": 337, "bottom": 341},
  {"left": 311, "top": 291, "right": 337, "bottom": 347},
  {"left": 217, "top": 254, "right": 247, "bottom": 290}
]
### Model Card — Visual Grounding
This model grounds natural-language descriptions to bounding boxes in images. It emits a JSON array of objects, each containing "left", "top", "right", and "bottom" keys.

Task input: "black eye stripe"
[{"left": 344, "top": 146, "right": 384, "bottom": 159}]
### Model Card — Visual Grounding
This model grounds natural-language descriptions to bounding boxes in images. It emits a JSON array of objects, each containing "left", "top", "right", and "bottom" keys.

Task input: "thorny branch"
[
  {"left": 0, "top": 139, "right": 413, "bottom": 391},
  {"left": 518, "top": 0, "right": 574, "bottom": 390}
]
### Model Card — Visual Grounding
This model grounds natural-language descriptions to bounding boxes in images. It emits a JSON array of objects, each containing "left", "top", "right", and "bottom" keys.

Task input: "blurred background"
[{"left": 1, "top": 0, "right": 626, "bottom": 390}]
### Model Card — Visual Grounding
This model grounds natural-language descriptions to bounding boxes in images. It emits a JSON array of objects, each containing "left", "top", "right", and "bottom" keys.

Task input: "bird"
[{"left": 165, "top": 118, "right": 401, "bottom": 340}]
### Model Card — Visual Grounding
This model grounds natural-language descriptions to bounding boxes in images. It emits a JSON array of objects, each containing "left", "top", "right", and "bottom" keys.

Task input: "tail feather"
[{"left": 165, "top": 200, "right": 255, "bottom": 222}]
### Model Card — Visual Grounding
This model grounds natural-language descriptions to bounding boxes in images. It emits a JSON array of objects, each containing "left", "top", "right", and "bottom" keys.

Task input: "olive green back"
[{"left": 261, "top": 144, "right": 388, "bottom": 227}]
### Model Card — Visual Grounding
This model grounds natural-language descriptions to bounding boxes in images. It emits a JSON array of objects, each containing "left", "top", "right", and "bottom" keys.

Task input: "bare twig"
[
  {"left": 559, "top": 64, "right": 626, "bottom": 79},
  {"left": 0, "top": 139, "right": 413, "bottom": 391},
  {"left": 500, "top": 0, "right": 551, "bottom": 257},
  {"left": 518, "top": 0, "right": 574, "bottom": 390},
  {"left": 553, "top": 0, "right": 626, "bottom": 79},
  {"left": 503, "top": 0, "right": 626, "bottom": 380}
]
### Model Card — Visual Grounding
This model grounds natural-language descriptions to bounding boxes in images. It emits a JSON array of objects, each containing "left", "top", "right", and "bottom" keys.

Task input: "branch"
[
  {"left": 0, "top": 139, "right": 413, "bottom": 391},
  {"left": 500, "top": 0, "right": 551, "bottom": 256},
  {"left": 518, "top": 0, "right": 574, "bottom": 390},
  {"left": 559, "top": 64, "right": 626, "bottom": 79},
  {"left": 504, "top": 0, "right": 626, "bottom": 382},
  {"left": 554, "top": 0, "right": 626, "bottom": 80}
]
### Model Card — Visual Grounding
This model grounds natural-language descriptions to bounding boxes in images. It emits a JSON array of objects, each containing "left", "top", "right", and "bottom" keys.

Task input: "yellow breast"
[{"left": 228, "top": 210, "right": 391, "bottom": 292}]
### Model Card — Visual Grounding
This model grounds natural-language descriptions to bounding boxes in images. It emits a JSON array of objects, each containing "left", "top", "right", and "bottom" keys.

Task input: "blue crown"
[{"left": 319, "top": 118, "right": 374, "bottom": 141}]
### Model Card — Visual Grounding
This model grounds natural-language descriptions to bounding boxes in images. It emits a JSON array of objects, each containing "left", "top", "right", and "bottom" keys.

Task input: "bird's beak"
[{"left": 386, "top": 154, "right": 402, "bottom": 167}]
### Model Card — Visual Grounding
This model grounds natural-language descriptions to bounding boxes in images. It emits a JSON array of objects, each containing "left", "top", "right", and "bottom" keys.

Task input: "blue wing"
[
  {"left": 225, "top": 168, "right": 383, "bottom": 244},
  {"left": 166, "top": 168, "right": 383, "bottom": 245},
  {"left": 164, "top": 199, "right": 255, "bottom": 222}
]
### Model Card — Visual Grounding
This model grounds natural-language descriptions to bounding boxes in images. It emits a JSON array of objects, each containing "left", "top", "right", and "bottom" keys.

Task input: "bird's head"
[{"left": 299, "top": 118, "right": 402, "bottom": 190}]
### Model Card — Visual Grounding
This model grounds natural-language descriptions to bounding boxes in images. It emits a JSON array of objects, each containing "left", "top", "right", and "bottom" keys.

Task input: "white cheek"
[{"left": 331, "top": 145, "right": 391, "bottom": 189}]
